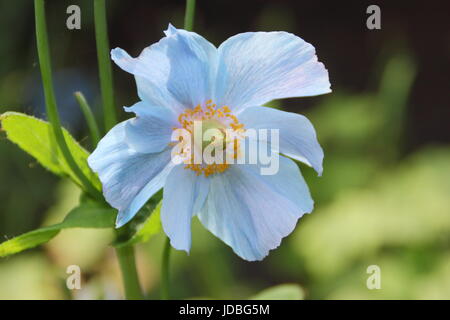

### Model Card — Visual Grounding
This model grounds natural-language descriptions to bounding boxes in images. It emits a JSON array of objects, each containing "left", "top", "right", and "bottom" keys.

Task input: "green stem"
[
  {"left": 94, "top": 0, "right": 117, "bottom": 132},
  {"left": 184, "top": 0, "right": 196, "bottom": 31},
  {"left": 74, "top": 92, "right": 101, "bottom": 146},
  {"left": 94, "top": 0, "right": 143, "bottom": 301},
  {"left": 161, "top": 237, "right": 172, "bottom": 300},
  {"left": 34, "top": 0, "right": 102, "bottom": 200},
  {"left": 116, "top": 245, "right": 143, "bottom": 300},
  {"left": 158, "top": 0, "right": 197, "bottom": 301}
]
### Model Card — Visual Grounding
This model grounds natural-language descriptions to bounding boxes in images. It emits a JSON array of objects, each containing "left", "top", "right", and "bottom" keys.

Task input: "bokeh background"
[{"left": 0, "top": 0, "right": 449, "bottom": 299}]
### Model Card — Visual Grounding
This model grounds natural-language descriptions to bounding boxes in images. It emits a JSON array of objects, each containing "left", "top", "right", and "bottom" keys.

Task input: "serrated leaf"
[
  {"left": 115, "top": 201, "right": 162, "bottom": 248},
  {"left": 0, "top": 112, "right": 101, "bottom": 190},
  {"left": 0, "top": 202, "right": 116, "bottom": 258},
  {"left": 250, "top": 284, "right": 304, "bottom": 300}
]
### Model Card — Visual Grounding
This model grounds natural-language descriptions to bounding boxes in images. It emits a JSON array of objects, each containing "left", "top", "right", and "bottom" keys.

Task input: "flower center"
[{"left": 174, "top": 100, "right": 245, "bottom": 177}]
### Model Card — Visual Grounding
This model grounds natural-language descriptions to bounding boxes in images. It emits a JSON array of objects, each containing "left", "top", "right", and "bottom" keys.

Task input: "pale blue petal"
[
  {"left": 161, "top": 165, "right": 210, "bottom": 252},
  {"left": 239, "top": 106, "right": 324, "bottom": 175},
  {"left": 215, "top": 32, "right": 331, "bottom": 113},
  {"left": 87, "top": 121, "right": 174, "bottom": 228},
  {"left": 124, "top": 101, "right": 178, "bottom": 154},
  {"left": 198, "top": 156, "right": 313, "bottom": 261},
  {"left": 111, "top": 24, "right": 218, "bottom": 113},
  {"left": 116, "top": 160, "right": 174, "bottom": 227}
]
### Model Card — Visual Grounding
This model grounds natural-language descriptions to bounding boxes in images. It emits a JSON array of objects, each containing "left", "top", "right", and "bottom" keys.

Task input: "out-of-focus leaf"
[
  {"left": 375, "top": 53, "right": 416, "bottom": 160},
  {"left": 304, "top": 54, "right": 416, "bottom": 204},
  {"left": 295, "top": 147, "right": 450, "bottom": 280},
  {"left": 115, "top": 201, "right": 162, "bottom": 248},
  {"left": 0, "top": 202, "right": 115, "bottom": 257},
  {"left": 378, "top": 54, "right": 416, "bottom": 128},
  {"left": 0, "top": 254, "right": 64, "bottom": 299},
  {"left": 250, "top": 284, "right": 304, "bottom": 300},
  {"left": 0, "top": 112, "right": 101, "bottom": 190}
]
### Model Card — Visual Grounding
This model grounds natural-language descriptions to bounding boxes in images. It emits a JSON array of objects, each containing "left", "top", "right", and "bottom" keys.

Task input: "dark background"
[{"left": 0, "top": 0, "right": 449, "bottom": 299}]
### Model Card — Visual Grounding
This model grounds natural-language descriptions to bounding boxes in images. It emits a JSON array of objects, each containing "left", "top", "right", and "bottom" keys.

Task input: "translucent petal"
[
  {"left": 239, "top": 106, "right": 324, "bottom": 175},
  {"left": 111, "top": 24, "right": 218, "bottom": 113},
  {"left": 198, "top": 156, "right": 313, "bottom": 261},
  {"left": 87, "top": 121, "right": 174, "bottom": 227},
  {"left": 124, "top": 101, "right": 178, "bottom": 154},
  {"left": 161, "top": 165, "right": 210, "bottom": 252},
  {"left": 215, "top": 31, "right": 331, "bottom": 113}
]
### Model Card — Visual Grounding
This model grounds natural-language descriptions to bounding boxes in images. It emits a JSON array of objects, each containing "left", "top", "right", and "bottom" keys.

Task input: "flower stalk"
[
  {"left": 116, "top": 244, "right": 143, "bottom": 300},
  {"left": 184, "top": 0, "right": 196, "bottom": 31},
  {"left": 94, "top": 0, "right": 117, "bottom": 132},
  {"left": 159, "top": 0, "right": 197, "bottom": 301},
  {"left": 92, "top": 0, "right": 143, "bottom": 300},
  {"left": 161, "top": 238, "right": 172, "bottom": 300},
  {"left": 34, "top": 0, "right": 102, "bottom": 200}
]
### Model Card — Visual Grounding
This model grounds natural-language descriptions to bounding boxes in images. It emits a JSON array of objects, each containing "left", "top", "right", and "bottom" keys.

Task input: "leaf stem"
[
  {"left": 161, "top": 237, "right": 172, "bottom": 300},
  {"left": 34, "top": 0, "right": 102, "bottom": 200},
  {"left": 184, "top": 0, "right": 196, "bottom": 31},
  {"left": 115, "top": 245, "right": 143, "bottom": 300},
  {"left": 94, "top": 0, "right": 117, "bottom": 132},
  {"left": 74, "top": 92, "right": 101, "bottom": 146}
]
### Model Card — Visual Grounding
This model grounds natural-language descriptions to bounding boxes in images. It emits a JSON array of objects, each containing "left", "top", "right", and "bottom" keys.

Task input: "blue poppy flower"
[{"left": 88, "top": 24, "right": 331, "bottom": 261}]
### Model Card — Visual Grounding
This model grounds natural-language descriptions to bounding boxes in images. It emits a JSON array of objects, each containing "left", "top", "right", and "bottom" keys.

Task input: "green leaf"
[
  {"left": 115, "top": 201, "right": 162, "bottom": 248},
  {"left": 250, "top": 284, "right": 305, "bottom": 300},
  {"left": 0, "top": 112, "right": 101, "bottom": 190},
  {"left": 0, "top": 202, "right": 116, "bottom": 258}
]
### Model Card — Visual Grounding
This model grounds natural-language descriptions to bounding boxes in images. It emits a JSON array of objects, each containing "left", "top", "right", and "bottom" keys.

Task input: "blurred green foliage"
[{"left": 0, "top": 1, "right": 449, "bottom": 300}]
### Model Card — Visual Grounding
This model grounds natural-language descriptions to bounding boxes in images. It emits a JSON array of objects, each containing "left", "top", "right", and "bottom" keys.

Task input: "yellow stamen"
[{"left": 172, "top": 100, "right": 245, "bottom": 177}]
